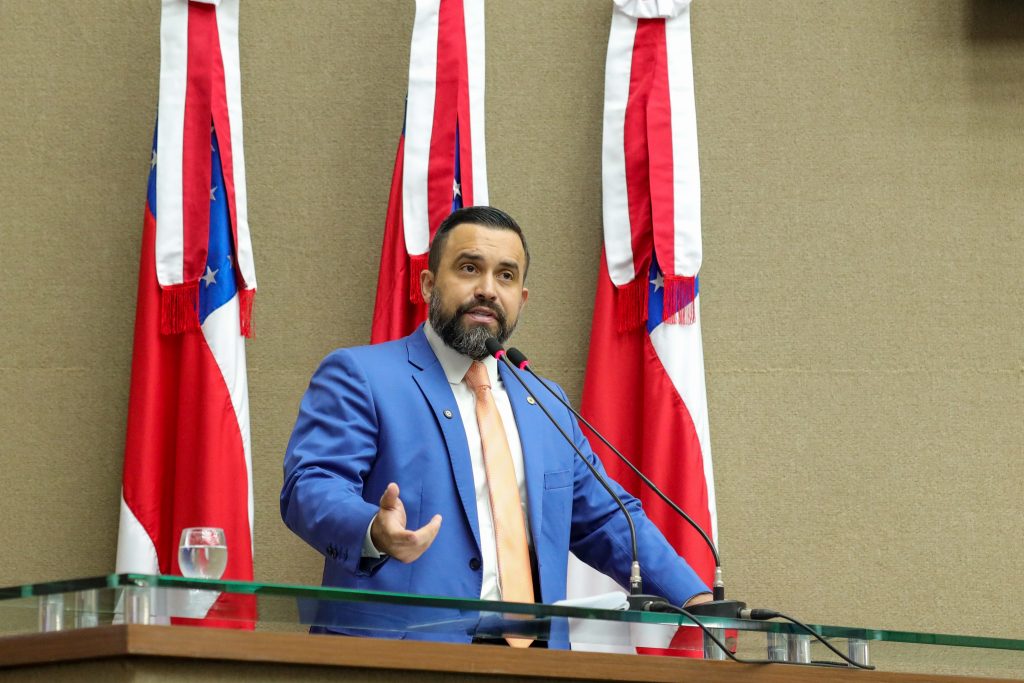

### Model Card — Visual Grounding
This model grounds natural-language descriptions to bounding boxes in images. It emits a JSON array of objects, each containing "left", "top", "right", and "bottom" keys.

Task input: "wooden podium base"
[{"left": 0, "top": 624, "right": 1016, "bottom": 682}]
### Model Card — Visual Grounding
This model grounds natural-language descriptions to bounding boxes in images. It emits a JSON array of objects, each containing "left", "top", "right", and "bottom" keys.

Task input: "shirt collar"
[{"left": 424, "top": 321, "right": 501, "bottom": 387}]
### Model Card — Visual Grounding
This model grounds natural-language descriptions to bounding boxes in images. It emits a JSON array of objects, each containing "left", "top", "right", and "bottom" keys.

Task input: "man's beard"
[{"left": 429, "top": 292, "right": 518, "bottom": 361}]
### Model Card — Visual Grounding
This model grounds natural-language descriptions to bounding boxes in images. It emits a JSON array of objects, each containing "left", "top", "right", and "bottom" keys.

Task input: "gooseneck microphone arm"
[
  {"left": 486, "top": 349, "right": 870, "bottom": 668},
  {"left": 483, "top": 338, "right": 661, "bottom": 607},
  {"left": 506, "top": 349, "right": 720, "bottom": 567},
  {"left": 505, "top": 347, "right": 741, "bottom": 614}
]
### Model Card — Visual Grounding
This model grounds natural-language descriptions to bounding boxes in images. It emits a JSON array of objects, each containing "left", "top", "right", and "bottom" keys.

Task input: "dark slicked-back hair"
[{"left": 427, "top": 206, "right": 530, "bottom": 280}]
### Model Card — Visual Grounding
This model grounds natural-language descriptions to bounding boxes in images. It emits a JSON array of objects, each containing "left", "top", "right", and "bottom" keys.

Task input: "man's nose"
[{"left": 474, "top": 273, "right": 498, "bottom": 300}]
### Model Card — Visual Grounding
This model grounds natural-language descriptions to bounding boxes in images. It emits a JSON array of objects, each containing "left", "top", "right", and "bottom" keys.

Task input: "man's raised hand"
[{"left": 369, "top": 482, "right": 442, "bottom": 563}]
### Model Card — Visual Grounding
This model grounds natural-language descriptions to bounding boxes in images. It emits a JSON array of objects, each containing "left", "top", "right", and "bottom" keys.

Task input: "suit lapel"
[
  {"left": 407, "top": 329, "right": 481, "bottom": 550},
  {"left": 499, "top": 362, "right": 545, "bottom": 544}
]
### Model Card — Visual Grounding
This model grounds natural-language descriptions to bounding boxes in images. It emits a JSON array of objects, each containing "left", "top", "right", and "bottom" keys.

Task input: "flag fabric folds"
[
  {"left": 568, "top": 0, "right": 717, "bottom": 655},
  {"left": 153, "top": 0, "right": 256, "bottom": 336},
  {"left": 116, "top": 0, "right": 255, "bottom": 625},
  {"left": 602, "top": 0, "right": 702, "bottom": 331},
  {"left": 371, "top": 0, "right": 488, "bottom": 343}
]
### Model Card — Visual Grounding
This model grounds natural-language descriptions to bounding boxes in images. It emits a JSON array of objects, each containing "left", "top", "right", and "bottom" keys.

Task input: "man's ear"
[
  {"left": 520, "top": 287, "right": 529, "bottom": 308},
  {"left": 420, "top": 269, "right": 435, "bottom": 303}
]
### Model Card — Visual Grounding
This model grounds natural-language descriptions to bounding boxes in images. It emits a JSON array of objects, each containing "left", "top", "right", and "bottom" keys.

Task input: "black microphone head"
[
  {"left": 506, "top": 347, "right": 529, "bottom": 368},
  {"left": 484, "top": 338, "right": 505, "bottom": 358}
]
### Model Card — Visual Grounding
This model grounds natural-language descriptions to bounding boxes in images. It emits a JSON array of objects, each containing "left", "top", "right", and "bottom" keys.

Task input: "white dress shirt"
[{"left": 364, "top": 322, "right": 532, "bottom": 601}]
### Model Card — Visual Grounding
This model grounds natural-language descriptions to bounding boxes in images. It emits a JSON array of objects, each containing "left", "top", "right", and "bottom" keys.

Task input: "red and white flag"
[
  {"left": 371, "top": 0, "right": 487, "bottom": 343},
  {"left": 569, "top": 0, "right": 716, "bottom": 655},
  {"left": 116, "top": 0, "right": 255, "bottom": 623}
]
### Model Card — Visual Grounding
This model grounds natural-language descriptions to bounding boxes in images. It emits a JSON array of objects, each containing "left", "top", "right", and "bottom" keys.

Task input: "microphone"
[
  {"left": 483, "top": 338, "right": 667, "bottom": 612},
  {"left": 505, "top": 346, "right": 745, "bottom": 619}
]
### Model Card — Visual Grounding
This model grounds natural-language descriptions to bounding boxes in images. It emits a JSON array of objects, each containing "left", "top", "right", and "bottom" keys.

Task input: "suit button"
[{"left": 468, "top": 557, "right": 482, "bottom": 571}]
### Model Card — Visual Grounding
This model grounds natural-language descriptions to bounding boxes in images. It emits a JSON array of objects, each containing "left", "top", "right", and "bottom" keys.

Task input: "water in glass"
[{"left": 178, "top": 527, "right": 227, "bottom": 579}]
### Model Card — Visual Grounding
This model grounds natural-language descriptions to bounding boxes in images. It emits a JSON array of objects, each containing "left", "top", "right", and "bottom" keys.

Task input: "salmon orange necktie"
[{"left": 464, "top": 361, "right": 535, "bottom": 647}]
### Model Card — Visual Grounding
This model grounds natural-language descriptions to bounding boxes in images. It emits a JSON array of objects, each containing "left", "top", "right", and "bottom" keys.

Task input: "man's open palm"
[{"left": 370, "top": 482, "right": 442, "bottom": 563}]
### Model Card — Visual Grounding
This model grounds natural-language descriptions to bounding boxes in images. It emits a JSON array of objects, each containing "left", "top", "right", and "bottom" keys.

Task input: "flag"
[
  {"left": 116, "top": 0, "right": 255, "bottom": 626},
  {"left": 370, "top": 0, "right": 487, "bottom": 343},
  {"left": 568, "top": 0, "right": 716, "bottom": 655}
]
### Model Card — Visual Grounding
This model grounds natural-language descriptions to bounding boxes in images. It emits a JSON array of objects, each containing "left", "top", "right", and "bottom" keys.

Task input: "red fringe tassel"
[
  {"left": 160, "top": 282, "right": 200, "bottom": 335},
  {"left": 408, "top": 253, "right": 429, "bottom": 304},
  {"left": 238, "top": 287, "right": 255, "bottom": 339},
  {"left": 663, "top": 275, "right": 696, "bottom": 325},
  {"left": 615, "top": 276, "right": 649, "bottom": 333}
]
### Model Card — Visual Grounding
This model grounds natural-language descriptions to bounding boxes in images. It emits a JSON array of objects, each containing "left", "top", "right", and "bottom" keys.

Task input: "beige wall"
[{"left": 1, "top": 0, "right": 1021, "bottom": 676}]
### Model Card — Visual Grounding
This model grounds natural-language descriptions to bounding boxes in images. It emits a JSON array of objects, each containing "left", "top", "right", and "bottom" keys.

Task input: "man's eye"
[
  {"left": 499, "top": 271, "right": 514, "bottom": 281},
  {"left": 460, "top": 264, "right": 476, "bottom": 273}
]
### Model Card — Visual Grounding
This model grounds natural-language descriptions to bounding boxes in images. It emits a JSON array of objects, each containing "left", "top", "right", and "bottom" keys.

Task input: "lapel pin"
[
  {"left": 443, "top": 409, "right": 454, "bottom": 419},
  {"left": 526, "top": 397, "right": 536, "bottom": 405}
]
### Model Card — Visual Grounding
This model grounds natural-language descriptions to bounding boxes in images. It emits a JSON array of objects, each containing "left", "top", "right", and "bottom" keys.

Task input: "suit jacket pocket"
[{"left": 544, "top": 469, "right": 573, "bottom": 490}]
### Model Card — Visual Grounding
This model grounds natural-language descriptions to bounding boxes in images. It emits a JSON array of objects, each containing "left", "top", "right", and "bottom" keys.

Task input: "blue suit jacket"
[{"left": 281, "top": 327, "right": 707, "bottom": 646}]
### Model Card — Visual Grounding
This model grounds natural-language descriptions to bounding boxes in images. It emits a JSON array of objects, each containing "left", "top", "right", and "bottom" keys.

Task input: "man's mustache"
[{"left": 456, "top": 300, "right": 506, "bottom": 324}]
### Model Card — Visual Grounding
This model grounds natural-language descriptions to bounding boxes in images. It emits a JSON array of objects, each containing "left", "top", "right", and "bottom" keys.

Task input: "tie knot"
[{"left": 464, "top": 361, "right": 491, "bottom": 392}]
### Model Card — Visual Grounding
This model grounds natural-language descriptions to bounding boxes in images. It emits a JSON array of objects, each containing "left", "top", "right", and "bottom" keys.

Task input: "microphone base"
[
  {"left": 627, "top": 594, "right": 672, "bottom": 612},
  {"left": 683, "top": 599, "right": 747, "bottom": 619}
]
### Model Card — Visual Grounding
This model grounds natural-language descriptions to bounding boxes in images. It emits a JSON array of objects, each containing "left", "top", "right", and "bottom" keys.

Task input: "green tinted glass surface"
[{"left": 1, "top": 574, "right": 1023, "bottom": 662}]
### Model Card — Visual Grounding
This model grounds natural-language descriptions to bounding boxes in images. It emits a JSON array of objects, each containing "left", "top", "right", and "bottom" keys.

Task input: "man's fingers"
[
  {"left": 389, "top": 515, "right": 442, "bottom": 563},
  {"left": 410, "top": 514, "right": 442, "bottom": 547},
  {"left": 378, "top": 482, "right": 401, "bottom": 510},
  {"left": 375, "top": 484, "right": 441, "bottom": 563},
  {"left": 391, "top": 516, "right": 441, "bottom": 546}
]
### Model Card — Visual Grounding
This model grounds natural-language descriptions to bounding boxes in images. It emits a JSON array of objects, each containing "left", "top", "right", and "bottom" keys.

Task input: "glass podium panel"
[{"left": 1, "top": 574, "right": 1023, "bottom": 676}]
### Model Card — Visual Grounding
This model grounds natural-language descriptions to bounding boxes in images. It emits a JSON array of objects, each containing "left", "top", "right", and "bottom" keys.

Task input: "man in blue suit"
[{"left": 281, "top": 206, "right": 709, "bottom": 646}]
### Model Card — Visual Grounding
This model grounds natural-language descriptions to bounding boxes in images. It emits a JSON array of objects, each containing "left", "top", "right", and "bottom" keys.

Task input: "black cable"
[
  {"left": 646, "top": 603, "right": 742, "bottom": 662},
  {"left": 654, "top": 604, "right": 875, "bottom": 670},
  {"left": 746, "top": 609, "right": 875, "bottom": 671}
]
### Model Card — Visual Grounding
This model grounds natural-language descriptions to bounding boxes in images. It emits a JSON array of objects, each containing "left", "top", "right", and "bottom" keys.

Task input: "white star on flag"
[
  {"left": 201, "top": 265, "right": 218, "bottom": 287},
  {"left": 150, "top": 150, "right": 157, "bottom": 169},
  {"left": 452, "top": 179, "right": 461, "bottom": 198},
  {"left": 210, "top": 185, "right": 218, "bottom": 201},
  {"left": 650, "top": 271, "right": 664, "bottom": 291}
]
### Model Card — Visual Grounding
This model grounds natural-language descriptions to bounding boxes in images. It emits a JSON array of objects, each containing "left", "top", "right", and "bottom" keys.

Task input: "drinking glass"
[{"left": 178, "top": 527, "right": 228, "bottom": 579}]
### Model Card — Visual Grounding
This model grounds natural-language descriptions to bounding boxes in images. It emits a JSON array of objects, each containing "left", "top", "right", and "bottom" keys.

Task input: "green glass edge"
[{"left": 1, "top": 574, "right": 1022, "bottom": 652}]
